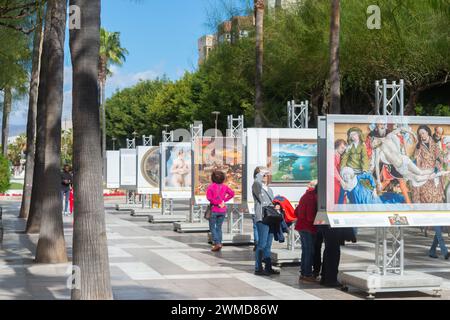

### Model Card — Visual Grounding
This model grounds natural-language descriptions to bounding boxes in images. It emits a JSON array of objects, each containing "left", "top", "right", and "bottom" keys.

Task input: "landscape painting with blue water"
[{"left": 268, "top": 140, "right": 318, "bottom": 184}]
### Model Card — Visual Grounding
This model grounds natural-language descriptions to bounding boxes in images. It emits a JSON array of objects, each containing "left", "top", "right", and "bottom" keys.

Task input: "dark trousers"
[
  {"left": 313, "top": 229, "right": 324, "bottom": 276},
  {"left": 320, "top": 226, "right": 341, "bottom": 285}
]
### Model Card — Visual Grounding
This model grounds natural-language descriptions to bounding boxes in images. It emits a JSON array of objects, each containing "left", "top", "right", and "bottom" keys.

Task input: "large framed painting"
[
  {"left": 193, "top": 137, "right": 243, "bottom": 204},
  {"left": 137, "top": 146, "right": 160, "bottom": 194},
  {"left": 267, "top": 139, "right": 318, "bottom": 185},
  {"left": 160, "top": 142, "right": 192, "bottom": 199},
  {"left": 322, "top": 114, "right": 450, "bottom": 227}
]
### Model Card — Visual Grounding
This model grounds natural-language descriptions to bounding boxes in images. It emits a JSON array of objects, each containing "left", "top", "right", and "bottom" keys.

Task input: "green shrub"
[{"left": 0, "top": 154, "right": 11, "bottom": 193}]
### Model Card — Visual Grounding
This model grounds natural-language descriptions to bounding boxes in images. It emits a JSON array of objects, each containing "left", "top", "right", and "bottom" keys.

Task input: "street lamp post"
[
  {"left": 212, "top": 111, "right": 220, "bottom": 137},
  {"left": 112, "top": 137, "right": 117, "bottom": 150}
]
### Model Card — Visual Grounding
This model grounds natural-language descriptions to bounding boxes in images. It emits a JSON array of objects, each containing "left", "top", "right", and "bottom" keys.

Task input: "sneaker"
[
  {"left": 429, "top": 254, "right": 439, "bottom": 259},
  {"left": 445, "top": 253, "right": 449, "bottom": 260},
  {"left": 255, "top": 270, "right": 270, "bottom": 276},
  {"left": 266, "top": 268, "right": 280, "bottom": 275}
]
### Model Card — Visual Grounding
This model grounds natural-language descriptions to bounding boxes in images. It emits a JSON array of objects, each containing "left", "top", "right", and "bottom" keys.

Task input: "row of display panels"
[
  {"left": 107, "top": 116, "right": 450, "bottom": 228},
  {"left": 106, "top": 128, "right": 317, "bottom": 206}
]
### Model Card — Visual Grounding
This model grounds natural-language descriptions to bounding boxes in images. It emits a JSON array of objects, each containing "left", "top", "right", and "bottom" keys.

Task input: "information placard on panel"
[
  {"left": 320, "top": 114, "right": 450, "bottom": 228},
  {"left": 120, "top": 149, "right": 137, "bottom": 189},
  {"left": 106, "top": 150, "right": 120, "bottom": 189},
  {"left": 137, "top": 146, "right": 160, "bottom": 194}
]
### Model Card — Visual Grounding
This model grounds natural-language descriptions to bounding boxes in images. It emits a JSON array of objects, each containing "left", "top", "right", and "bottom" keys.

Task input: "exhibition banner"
[
  {"left": 137, "top": 146, "right": 160, "bottom": 194},
  {"left": 160, "top": 142, "right": 192, "bottom": 199},
  {"left": 106, "top": 150, "right": 120, "bottom": 189},
  {"left": 193, "top": 137, "right": 243, "bottom": 204},
  {"left": 120, "top": 149, "right": 137, "bottom": 189},
  {"left": 324, "top": 115, "right": 450, "bottom": 227}
]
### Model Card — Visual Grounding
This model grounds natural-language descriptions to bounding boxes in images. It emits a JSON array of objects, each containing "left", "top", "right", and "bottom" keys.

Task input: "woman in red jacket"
[{"left": 295, "top": 184, "right": 318, "bottom": 283}]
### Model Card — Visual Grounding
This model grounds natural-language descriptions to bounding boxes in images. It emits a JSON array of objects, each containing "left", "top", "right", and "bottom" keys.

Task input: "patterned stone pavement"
[{"left": 1, "top": 198, "right": 450, "bottom": 300}]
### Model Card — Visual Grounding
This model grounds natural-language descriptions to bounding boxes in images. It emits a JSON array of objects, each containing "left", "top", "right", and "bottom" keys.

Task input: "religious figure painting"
[{"left": 330, "top": 117, "right": 450, "bottom": 212}]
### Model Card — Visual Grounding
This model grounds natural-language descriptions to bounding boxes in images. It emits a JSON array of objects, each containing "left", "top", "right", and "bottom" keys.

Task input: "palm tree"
[
  {"left": 329, "top": 0, "right": 341, "bottom": 114},
  {"left": 254, "top": 0, "right": 264, "bottom": 127},
  {"left": 98, "top": 28, "right": 128, "bottom": 178},
  {"left": 19, "top": 2, "right": 44, "bottom": 219},
  {"left": 34, "top": 0, "right": 68, "bottom": 264},
  {"left": 26, "top": 3, "right": 53, "bottom": 234},
  {"left": 69, "top": 0, "right": 113, "bottom": 300}
]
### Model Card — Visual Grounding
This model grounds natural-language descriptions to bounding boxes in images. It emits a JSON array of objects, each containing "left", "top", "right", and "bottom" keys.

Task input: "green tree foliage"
[
  {"left": 7, "top": 134, "right": 26, "bottom": 166},
  {"left": 106, "top": 0, "right": 449, "bottom": 138},
  {"left": 61, "top": 129, "right": 73, "bottom": 166},
  {"left": 0, "top": 153, "right": 10, "bottom": 193}
]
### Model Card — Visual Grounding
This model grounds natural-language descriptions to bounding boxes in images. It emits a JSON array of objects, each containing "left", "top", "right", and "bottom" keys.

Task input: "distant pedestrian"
[
  {"left": 206, "top": 170, "right": 235, "bottom": 252},
  {"left": 295, "top": 182, "right": 319, "bottom": 283},
  {"left": 61, "top": 164, "right": 73, "bottom": 216},
  {"left": 252, "top": 171, "right": 280, "bottom": 276},
  {"left": 429, "top": 226, "right": 450, "bottom": 260}
]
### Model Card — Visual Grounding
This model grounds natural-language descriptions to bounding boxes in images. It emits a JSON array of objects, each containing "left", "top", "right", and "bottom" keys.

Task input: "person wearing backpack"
[
  {"left": 206, "top": 170, "right": 235, "bottom": 252},
  {"left": 252, "top": 171, "right": 280, "bottom": 276}
]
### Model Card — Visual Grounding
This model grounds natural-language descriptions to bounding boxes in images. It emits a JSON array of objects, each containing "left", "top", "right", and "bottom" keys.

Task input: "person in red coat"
[{"left": 295, "top": 184, "right": 318, "bottom": 283}]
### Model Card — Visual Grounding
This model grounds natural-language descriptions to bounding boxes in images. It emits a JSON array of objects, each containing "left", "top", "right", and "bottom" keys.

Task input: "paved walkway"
[{"left": 1, "top": 199, "right": 450, "bottom": 300}]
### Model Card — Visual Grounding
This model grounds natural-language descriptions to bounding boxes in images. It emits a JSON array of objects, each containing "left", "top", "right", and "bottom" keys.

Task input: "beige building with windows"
[{"left": 198, "top": 35, "right": 216, "bottom": 65}]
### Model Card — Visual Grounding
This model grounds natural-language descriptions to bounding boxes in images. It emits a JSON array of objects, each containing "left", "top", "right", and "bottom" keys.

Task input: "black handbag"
[{"left": 262, "top": 206, "right": 283, "bottom": 226}]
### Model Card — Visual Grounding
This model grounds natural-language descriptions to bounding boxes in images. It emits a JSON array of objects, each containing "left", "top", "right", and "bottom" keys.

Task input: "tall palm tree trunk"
[
  {"left": 1, "top": 87, "right": 12, "bottom": 156},
  {"left": 35, "top": 0, "right": 68, "bottom": 264},
  {"left": 329, "top": 0, "right": 341, "bottom": 114},
  {"left": 26, "top": 4, "right": 53, "bottom": 234},
  {"left": 70, "top": 0, "right": 113, "bottom": 300},
  {"left": 254, "top": 0, "right": 264, "bottom": 127},
  {"left": 19, "top": 8, "right": 44, "bottom": 220}
]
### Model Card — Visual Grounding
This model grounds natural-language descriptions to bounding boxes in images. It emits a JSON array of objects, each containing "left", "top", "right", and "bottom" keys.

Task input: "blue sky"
[{"left": 11, "top": 0, "right": 215, "bottom": 126}]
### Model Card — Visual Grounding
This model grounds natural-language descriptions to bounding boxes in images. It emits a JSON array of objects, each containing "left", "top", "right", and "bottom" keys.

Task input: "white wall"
[{"left": 246, "top": 128, "right": 317, "bottom": 205}]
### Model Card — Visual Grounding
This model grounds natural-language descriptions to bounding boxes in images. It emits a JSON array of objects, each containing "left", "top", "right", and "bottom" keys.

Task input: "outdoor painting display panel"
[
  {"left": 267, "top": 139, "right": 317, "bottom": 185},
  {"left": 193, "top": 137, "right": 243, "bottom": 204},
  {"left": 106, "top": 150, "right": 120, "bottom": 189},
  {"left": 246, "top": 128, "right": 318, "bottom": 206},
  {"left": 137, "top": 146, "right": 160, "bottom": 194},
  {"left": 160, "top": 142, "right": 192, "bottom": 199},
  {"left": 120, "top": 149, "right": 137, "bottom": 189},
  {"left": 325, "top": 114, "right": 450, "bottom": 228}
]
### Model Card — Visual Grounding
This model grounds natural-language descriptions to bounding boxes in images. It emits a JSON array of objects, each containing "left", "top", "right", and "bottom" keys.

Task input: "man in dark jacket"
[
  {"left": 295, "top": 184, "right": 318, "bottom": 283},
  {"left": 61, "top": 165, "right": 73, "bottom": 216}
]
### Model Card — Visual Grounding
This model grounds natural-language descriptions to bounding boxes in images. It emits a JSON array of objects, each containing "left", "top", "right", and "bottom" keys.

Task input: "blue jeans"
[
  {"left": 209, "top": 213, "right": 225, "bottom": 245},
  {"left": 252, "top": 215, "right": 259, "bottom": 245},
  {"left": 300, "top": 231, "right": 315, "bottom": 277},
  {"left": 255, "top": 222, "right": 273, "bottom": 271},
  {"left": 61, "top": 190, "right": 70, "bottom": 213},
  {"left": 430, "top": 226, "right": 449, "bottom": 257}
]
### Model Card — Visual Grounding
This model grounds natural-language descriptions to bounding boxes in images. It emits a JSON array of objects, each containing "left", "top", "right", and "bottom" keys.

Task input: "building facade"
[{"left": 198, "top": 35, "right": 216, "bottom": 65}]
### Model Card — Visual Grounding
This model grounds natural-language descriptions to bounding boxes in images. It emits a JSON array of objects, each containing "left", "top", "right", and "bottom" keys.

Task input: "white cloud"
[{"left": 105, "top": 66, "right": 162, "bottom": 96}]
